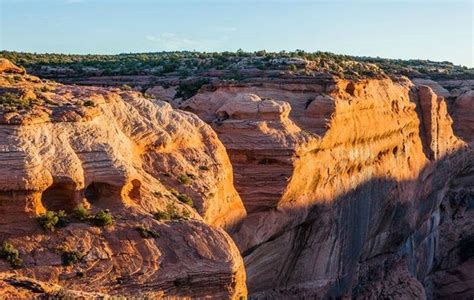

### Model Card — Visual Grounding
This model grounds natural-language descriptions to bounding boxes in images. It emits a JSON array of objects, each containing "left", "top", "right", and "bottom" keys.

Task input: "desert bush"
[
  {"left": 175, "top": 79, "right": 209, "bottom": 100},
  {"left": 153, "top": 210, "right": 171, "bottom": 221},
  {"left": 186, "top": 173, "right": 197, "bottom": 179},
  {"left": 199, "top": 165, "right": 210, "bottom": 171},
  {"left": 83, "top": 100, "right": 95, "bottom": 107},
  {"left": 169, "top": 189, "right": 193, "bottom": 206},
  {"left": 0, "top": 242, "right": 22, "bottom": 267},
  {"left": 72, "top": 205, "right": 113, "bottom": 227},
  {"left": 177, "top": 174, "right": 192, "bottom": 185},
  {"left": 153, "top": 203, "right": 190, "bottom": 221},
  {"left": 91, "top": 210, "right": 114, "bottom": 226},
  {"left": 176, "top": 193, "right": 193, "bottom": 207},
  {"left": 62, "top": 250, "right": 83, "bottom": 266},
  {"left": 136, "top": 226, "right": 160, "bottom": 238},
  {"left": 0, "top": 92, "right": 32, "bottom": 109},
  {"left": 72, "top": 204, "right": 90, "bottom": 221},
  {"left": 37, "top": 210, "right": 67, "bottom": 231}
]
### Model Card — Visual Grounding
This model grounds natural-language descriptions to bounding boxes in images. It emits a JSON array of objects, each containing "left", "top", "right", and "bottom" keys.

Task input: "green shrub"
[
  {"left": 177, "top": 174, "right": 192, "bottom": 185},
  {"left": 225, "top": 71, "right": 244, "bottom": 81},
  {"left": 136, "top": 226, "right": 160, "bottom": 238},
  {"left": 153, "top": 210, "right": 171, "bottom": 221},
  {"left": 91, "top": 210, "right": 113, "bottom": 227},
  {"left": 175, "top": 79, "right": 210, "bottom": 100},
  {"left": 153, "top": 203, "right": 190, "bottom": 221},
  {"left": 62, "top": 250, "right": 83, "bottom": 266},
  {"left": 186, "top": 173, "right": 197, "bottom": 180},
  {"left": 72, "top": 205, "right": 90, "bottom": 221},
  {"left": 199, "top": 165, "right": 210, "bottom": 171},
  {"left": 72, "top": 206, "right": 113, "bottom": 227},
  {"left": 37, "top": 210, "right": 67, "bottom": 231},
  {"left": 0, "top": 92, "right": 32, "bottom": 109},
  {"left": 0, "top": 242, "right": 22, "bottom": 267},
  {"left": 176, "top": 193, "right": 193, "bottom": 207},
  {"left": 83, "top": 100, "right": 95, "bottom": 107}
]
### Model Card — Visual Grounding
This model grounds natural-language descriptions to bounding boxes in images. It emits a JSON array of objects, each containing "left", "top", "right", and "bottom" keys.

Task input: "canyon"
[{"left": 0, "top": 56, "right": 472, "bottom": 299}]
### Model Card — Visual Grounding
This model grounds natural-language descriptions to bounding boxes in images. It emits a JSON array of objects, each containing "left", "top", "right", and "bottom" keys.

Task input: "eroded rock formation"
[
  {"left": 0, "top": 60, "right": 247, "bottom": 298},
  {"left": 182, "top": 75, "right": 472, "bottom": 298}
]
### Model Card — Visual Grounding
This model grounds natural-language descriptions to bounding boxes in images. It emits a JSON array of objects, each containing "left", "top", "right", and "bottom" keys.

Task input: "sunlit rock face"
[
  {"left": 0, "top": 60, "right": 247, "bottom": 298},
  {"left": 183, "top": 75, "right": 471, "bottom": 298}
]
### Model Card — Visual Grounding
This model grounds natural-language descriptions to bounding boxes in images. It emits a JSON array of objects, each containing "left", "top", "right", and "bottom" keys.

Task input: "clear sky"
[{"left": 1, "top": 0, "right": 473, "bottom": 66}]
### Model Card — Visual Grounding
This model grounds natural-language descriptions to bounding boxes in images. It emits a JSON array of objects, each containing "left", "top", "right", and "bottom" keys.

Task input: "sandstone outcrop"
[
  {"left": 0, "top": 61, "right": 247, "bottom": 298},
  {"left": 0, "top": 58, "right": 25, "bottom": 75},
  {"left": 182, "top": 75, "right": 472, "bottom": 298},
  {"left": 146, "top": 85, "right": 177, "bottom": 103},
  {"left": 452, "top": 90, "right": 474, "bottom": 144},
  {"left": 412, "top": 78, "right": 450, "bottom": 98},
  {"left": 413, "top": 78, "right": 474, "bottom": 146},
  {"left": 413, "top": 84, "right": 464, "bottom": 159}
]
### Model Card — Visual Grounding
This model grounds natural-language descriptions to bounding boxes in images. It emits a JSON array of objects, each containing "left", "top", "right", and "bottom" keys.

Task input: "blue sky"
[{"left": 1, "top": 0, "right": 473, "bottom": 66}]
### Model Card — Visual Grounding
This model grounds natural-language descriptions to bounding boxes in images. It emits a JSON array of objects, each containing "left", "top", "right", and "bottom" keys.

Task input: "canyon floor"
[{"left": 0, "top": 53, "right": 473, "bottom": 299}]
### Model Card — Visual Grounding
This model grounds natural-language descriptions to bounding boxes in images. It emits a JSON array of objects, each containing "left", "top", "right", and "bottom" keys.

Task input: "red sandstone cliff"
[{"left": 182, "top": 75, "right": 472, "bottom": 298}]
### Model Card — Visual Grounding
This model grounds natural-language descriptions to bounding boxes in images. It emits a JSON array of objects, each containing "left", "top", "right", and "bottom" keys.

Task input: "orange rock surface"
[{"left": 0, "top": 61, "right": 246, "bottom": 298}]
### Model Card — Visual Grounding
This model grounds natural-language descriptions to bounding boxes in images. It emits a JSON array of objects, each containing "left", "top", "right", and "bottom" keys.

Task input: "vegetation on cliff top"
[{"left": 2, "top": 50, "right": 472, "bottom": 81}]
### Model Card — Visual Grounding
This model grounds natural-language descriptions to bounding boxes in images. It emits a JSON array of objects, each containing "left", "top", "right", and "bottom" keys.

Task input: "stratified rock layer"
[
  {"left": 183, "top": 75, "right": 472, "bottom": 298},
  {"left": 0, "top": 61, "right": 247, "bottom": 298}
]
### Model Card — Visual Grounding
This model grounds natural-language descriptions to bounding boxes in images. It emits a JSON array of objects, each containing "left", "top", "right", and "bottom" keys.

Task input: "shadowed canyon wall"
[{"left": 183, "top": 75, "right": 472, "bottom": 298}]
